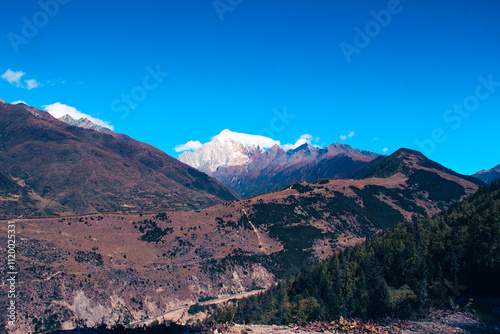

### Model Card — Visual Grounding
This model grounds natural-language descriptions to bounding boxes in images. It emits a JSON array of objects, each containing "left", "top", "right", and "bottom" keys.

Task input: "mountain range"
[
  {"left": 179, "top": 131, "right": 496, "bottom": 198},
  {"left": 0, "top": 101, "right": 238, "bottom": 218},
  {"left": 179, "top": 135, "right": 381, "bottom": 197}
]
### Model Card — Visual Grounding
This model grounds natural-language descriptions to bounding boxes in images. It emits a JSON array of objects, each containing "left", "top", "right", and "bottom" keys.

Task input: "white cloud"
[
  {"left": 24, "top": 79, "right": 39, "bottom": 90},
  {"left": 174, "top": 140, "right": 203, "bottom": 153},
  {"left": 175, "top": 130, "right": 323, "bottom": 154},
  {"left": 43, "top": 102, "right": 114, "bottom": 131},
  {"left": 213, "top": 129, "right": 280, "bottom": 148},
  {"left": 383, "top": 147, "right": 389, "bottom": 153},
  {"left": 282, "top": 134, "right": 320, "bottom": 150},
  {"left": 340, "top": 130, "right": 355, "bottom": 141},
  {"left": 12, "top": 100, "right": 27, "bottom": 105},
  {"left": 175, "top": 129, "right": 280, "bottom": 154},
  {"left": 1, "top": 69, "right": 40, "bottom": 90},
  {"left": 1, "top": 69, "right": 24, "bottom": 86},
  {"left": 372, "top": 137, "right": 378, "bottom": 141}
]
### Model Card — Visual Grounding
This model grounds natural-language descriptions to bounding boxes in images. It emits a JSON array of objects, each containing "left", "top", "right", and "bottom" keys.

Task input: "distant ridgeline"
[{"left": 211, "top": 180, "right": 500, "bottom": 323}]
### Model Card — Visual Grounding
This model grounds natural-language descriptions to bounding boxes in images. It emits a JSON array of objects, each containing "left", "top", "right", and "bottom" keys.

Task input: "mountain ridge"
[
  {"left": 57, "top": 114, "right": 114, "bottom": 134},
  {"left": 0, "top": 101, "right": 238, "bottom": 217},
  {"left": 180, "top": 136, "right": 382, "bottom": 197},
  {"left": 351, "top": 148, "right": 485, "bottom": 186},
  {"left": 472, "top": 163, "right": 500, "bottom": 184}
]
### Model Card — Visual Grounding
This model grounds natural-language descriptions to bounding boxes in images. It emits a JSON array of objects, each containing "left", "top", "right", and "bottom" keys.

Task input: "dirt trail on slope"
[{"left": 242, "top": 209, "right": 272, "bottom": 255}]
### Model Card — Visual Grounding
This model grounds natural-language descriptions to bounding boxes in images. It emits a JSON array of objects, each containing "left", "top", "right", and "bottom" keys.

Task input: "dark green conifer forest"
[{"left": 211, "top": 181, "right": 500, "bottom": 324}]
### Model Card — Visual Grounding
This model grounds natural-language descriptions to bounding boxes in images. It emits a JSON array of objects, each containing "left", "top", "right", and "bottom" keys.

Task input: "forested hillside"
[{"left": 212, "top": 180, "right": 500, "bottom": 324}]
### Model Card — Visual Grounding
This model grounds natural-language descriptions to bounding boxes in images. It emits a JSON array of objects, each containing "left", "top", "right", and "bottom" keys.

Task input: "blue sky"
[{"left": 1, "top": 0, "right": 499, "bottom": 175}]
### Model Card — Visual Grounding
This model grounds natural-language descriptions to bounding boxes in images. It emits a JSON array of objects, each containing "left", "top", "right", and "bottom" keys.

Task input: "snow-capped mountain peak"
[
  {"left": 178, "top": 129, "right": 278, "bottom": 174},
  {"left": 178, "top": 138, "right": 264, "bottom": 174}
]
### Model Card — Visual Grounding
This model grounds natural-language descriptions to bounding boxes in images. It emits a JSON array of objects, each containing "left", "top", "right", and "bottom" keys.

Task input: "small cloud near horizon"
[
  {"left": 174, "top": 140, "right": 203, "bottom": 152},
  {"left": 282, "top": 134, "right": 320, "bottom": 150},
  {"left": 1, "top": 69, "right": 40, "bottom": 90},
  {"left": 340, "top": 130, "right": 355, "bottom": 141},
  {"left": 43, "top": 102, "right": 114, "bottom": 131},
  {"left": 383, "top": 147, "right": 389, "bottom": 153}
]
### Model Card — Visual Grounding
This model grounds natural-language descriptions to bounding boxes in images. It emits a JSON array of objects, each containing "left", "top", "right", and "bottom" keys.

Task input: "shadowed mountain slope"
[{"left": 472, "top": 163, "right": 500, "bottom": 184}]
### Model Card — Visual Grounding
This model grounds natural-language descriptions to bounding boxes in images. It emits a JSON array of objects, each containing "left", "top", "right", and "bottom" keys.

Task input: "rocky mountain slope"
[
  {"left": 0, "top": 148, "right": 483, "bottom": 332},
  {"left": 0, "top": 101, "right": 238, "bottom": 218},
  {"left": 180, "top": 134, "right": 381, "bottom": 197},
  {"left": 472, "top": 163, "right": 500, "bottom": 184}
]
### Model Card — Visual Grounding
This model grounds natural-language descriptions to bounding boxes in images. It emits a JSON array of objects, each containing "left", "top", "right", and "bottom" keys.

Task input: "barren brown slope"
[
  {"left": 0, "top": 101, "right": 238, "bottom": 218},
  {"left": 0, "top": 149, "right": 483, "bottom": 332}
]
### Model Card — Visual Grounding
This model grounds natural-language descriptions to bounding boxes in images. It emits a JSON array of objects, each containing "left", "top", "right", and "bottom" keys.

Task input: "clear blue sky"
[{"left": 1, "top": 0, "right": 499, "bottom": 175}]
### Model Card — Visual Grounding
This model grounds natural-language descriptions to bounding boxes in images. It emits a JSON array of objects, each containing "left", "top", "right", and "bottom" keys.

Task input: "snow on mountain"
[
  {"left": 177, "top": 129, "right": 384, "bottom": 197},
  {"left": 178, "top": 129, "right": 278, "bottom": 174},
  {"left": 178, "top": 135, "right": 265, "bottom": 174},
  {"left": 58, "top": 114, "right": 114, "bottom": 134}
]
